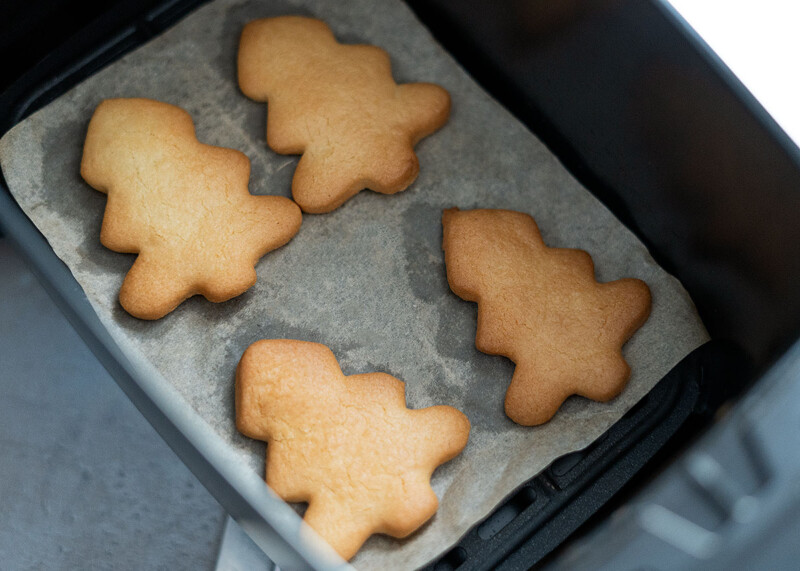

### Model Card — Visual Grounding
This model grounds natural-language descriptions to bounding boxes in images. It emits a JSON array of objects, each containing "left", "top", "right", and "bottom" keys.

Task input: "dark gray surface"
[{"left": 0, "top": 239, "right": 225, "bottom": 570}]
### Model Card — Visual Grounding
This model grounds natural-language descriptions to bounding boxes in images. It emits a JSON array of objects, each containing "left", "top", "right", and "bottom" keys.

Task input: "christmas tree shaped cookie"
[
  {"left": 236, "top": 339, "right": 470, "bottom": 560},
  {"left": 81, "top": 98, "right": 302, "bottom": 320},
  {"left": 442, "top": 208, "right": 651, "bottom": 426},
  {"left": 238, "top": 16, "right": 451, "bottom": 213}
]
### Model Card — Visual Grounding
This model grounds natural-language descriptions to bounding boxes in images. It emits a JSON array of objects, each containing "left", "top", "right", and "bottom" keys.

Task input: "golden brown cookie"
[
  {"left": 442, "top": 208, "right": 651, "bottom": 426},
  {"left": 238, "top": 16, "right": 451, "bottom": 214},
  {"left": 236, "top": 339, "right": 470, "bottom": 560},
  {"left": 80, "top": 98, "right": 302, "bottom": 320}
]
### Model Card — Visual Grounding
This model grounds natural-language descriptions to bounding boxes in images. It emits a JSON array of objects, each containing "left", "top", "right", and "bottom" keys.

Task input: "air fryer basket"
[{"left": 2, "top": 1, "right": 798, "bottom": 569}]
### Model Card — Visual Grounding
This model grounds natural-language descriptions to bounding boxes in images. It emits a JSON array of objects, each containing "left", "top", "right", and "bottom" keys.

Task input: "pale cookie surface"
[
  {"left": 235, "top": 339, "right": 470, "bottom": 560},
  {"left": 442, "top": 208, "right": 652, "bottom": 426},
  {"left": 80, "top": 98, "right": 302, "bottom": 320},
  {"left": 238, "top": 16, "right": 451, "bottom": 213}
]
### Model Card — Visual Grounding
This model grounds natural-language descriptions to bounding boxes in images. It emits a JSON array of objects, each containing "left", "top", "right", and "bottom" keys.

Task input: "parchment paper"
[{"left": 0, "top": 0, "right": 709, "bottom": 568}]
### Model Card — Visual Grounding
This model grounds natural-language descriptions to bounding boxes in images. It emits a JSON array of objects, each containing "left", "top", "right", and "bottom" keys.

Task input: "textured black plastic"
[{"left": 0, "top": 1, "right": 781, "bottom": 569}]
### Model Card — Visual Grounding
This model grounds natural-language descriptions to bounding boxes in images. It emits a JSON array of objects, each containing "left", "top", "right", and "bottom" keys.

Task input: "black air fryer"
[{"left": 2, "top": 1, "right": 798, "bottom": 569}]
